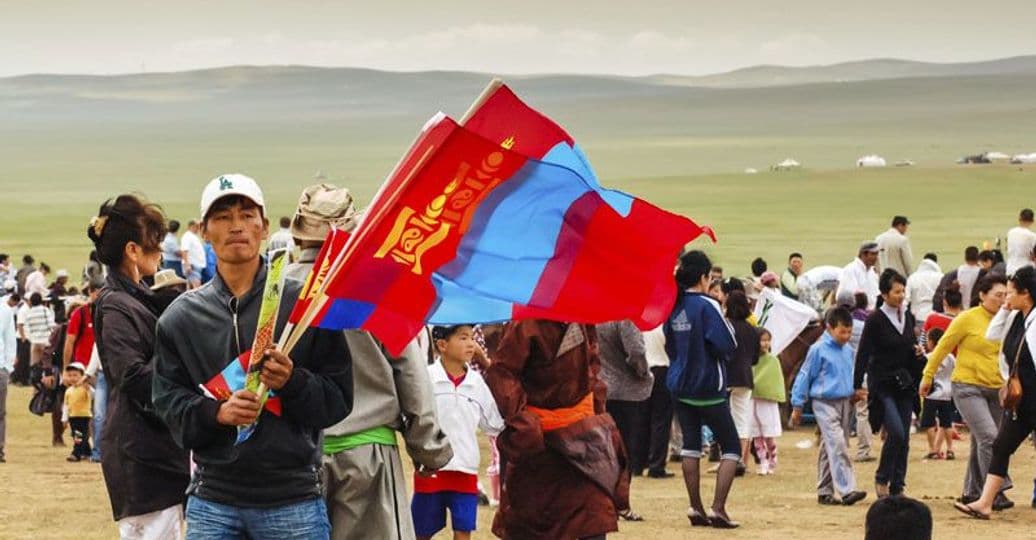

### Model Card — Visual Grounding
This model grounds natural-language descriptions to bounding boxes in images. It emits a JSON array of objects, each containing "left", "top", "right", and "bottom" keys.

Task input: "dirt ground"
[{"left": 2, "top": 384, "right": 1035, "bottom": 539}]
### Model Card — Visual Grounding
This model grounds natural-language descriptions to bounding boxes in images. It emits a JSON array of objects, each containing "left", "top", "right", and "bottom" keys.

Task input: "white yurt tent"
[
  {"left": 774, "top": 158, "right": 801, "bottom": 170},
  {"left": 856, "top": 155, "right": 887, "bottom": 167},
  {"left": 744, "top": 168, "right": 758, "bottom": 174},
  {"left": 985, "top": 151, "right": 1010, "bottom": 161}
]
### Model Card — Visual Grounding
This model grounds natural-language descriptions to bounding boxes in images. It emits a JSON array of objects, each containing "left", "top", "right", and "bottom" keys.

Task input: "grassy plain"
[{"left": 3, "top": 384, "right": 1035, "bottom": 539}]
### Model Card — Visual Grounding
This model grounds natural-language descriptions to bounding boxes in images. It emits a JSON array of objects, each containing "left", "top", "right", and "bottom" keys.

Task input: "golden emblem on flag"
[{"left": 375, "top": 150, "right": 509, "bottom": 274}]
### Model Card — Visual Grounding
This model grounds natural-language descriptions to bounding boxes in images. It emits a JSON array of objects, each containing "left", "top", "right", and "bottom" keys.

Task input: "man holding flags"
[
  {"left": 286, "top": 183, "right": 453, "bottom": 540},
  {"left": 152, "top": 174, "right": 354, "bottom": 539}
]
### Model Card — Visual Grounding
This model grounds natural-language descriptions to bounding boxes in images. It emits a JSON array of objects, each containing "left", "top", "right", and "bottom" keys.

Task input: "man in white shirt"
[
  {"left": 875, "top": 215, "right": 914, "bottom": 277},
  {"left": 0, "top": 292, "right": 18, "bottom": 462},
  {"left": 837, "top": 242, "right": 881, "bottom": 310},
  {"left": 23, "top": 263, "right": 50, "bottom": 299},
  {"left": 906, "top": 253, "right": 943, "bottom": 322},
  {"left": 1005, "top": 208, "right": 1036, "bottom": 276},
  {"left": 267, "top": 216, "right": 296, "bottom": 256},
  {"left": 179, "top": 220, "right": 207, "bottom": 288}
]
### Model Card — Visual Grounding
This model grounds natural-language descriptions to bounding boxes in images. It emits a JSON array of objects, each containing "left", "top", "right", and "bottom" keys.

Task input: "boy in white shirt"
[
  {"left": 414, "top": 325, "right": 504, "bottom": 540},
  {"left": 920, "top": 327, "right": 956, "bottom": 460}
]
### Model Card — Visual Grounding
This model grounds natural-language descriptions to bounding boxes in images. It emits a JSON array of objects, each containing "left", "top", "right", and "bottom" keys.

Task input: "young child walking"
[
  {"left": 790, "top": 307, "right": 868, "bottom": 506},
  {"left": 920, "top": 327, "right": 956, "bottom": 460},
  {"left": 61, "top": 362, "right": 93, "bottom": 462},
  {"left": 749, "top": 328, "right": 785, "bottom": 475},
  {"left": 413, "top": 325, "right": 504, "bottom": 540}
]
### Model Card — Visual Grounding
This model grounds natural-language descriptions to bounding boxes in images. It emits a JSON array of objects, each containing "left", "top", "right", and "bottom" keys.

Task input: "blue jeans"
[
  {"left": 186, "top": 496, "right": 330, "bottom": 540},
  {"left": 91, "top": 370, "right": 107, "bottom": 461},
  {"left": 874, "top": 391, "right": 914, "bottom": 494}
]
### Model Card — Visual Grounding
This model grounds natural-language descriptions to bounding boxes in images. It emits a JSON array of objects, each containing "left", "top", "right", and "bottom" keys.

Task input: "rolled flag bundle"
[{"left": 238, "top": 247, "right": 290, "bottom": 444}]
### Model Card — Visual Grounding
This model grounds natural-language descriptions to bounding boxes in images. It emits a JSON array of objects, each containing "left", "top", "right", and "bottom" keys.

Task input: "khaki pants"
[{"left": 321, "top": 444, "right": 414, "bottom": 540}]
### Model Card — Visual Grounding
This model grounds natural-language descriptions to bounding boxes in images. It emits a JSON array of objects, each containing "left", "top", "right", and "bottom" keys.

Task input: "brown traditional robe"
[{"left": 485, "top": 320, "right": 630, "bottom": 540}]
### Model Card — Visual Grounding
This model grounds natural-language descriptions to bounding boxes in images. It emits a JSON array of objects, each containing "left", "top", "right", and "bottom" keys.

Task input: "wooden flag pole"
[{"left": 278, "top": 78, "right": 505, "bottom": 355}]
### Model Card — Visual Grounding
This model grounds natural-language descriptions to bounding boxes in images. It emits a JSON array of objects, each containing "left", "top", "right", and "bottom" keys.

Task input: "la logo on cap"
[{"left": 219, "top": 176, "right": 234, "bottom": 191}]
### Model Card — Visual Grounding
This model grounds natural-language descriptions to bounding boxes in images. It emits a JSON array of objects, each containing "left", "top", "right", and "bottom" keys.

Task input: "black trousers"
[
  {"left": 607, "top": 399, "right": 650, "bottom": 475},
  {"left": 646, "top": 366, "right": 674, "bottom": 473},
  {"left": 12, "top": 339, "right": 30, "bottom": 385},
  {"left": 69, "top": 417, "right": 91, "bottom": 458},
  {"left": 989, "top": 410, "right": 1036, "bottom": 477}
]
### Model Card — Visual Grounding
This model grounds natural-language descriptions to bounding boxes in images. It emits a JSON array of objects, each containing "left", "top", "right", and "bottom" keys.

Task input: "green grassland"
[{"left": 1, "top": 65, "right": 1035, "bottom": 277}]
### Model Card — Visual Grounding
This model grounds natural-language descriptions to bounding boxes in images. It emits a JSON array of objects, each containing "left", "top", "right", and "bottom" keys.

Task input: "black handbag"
[
  {"left": 890, "top": 368, "right": 915, "bottom": 393},
  {"left": 28, "top": 387, "right": 55, "bottom": 416}
]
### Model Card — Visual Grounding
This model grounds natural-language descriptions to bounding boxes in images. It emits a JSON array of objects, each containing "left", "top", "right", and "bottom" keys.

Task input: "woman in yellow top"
[{"left": 920, "top": 274, "right": 1010, "bottom": 508}]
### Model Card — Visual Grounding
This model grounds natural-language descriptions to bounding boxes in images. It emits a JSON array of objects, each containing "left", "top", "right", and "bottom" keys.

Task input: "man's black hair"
[
  {"left": 676, "top": 251, "right": 712, "bottom": 290},
  {"left": 750, "top": 257, "right": 767, "bottom": 277},
  {"left": 923, "top": 252, "right": 937, "bottom": 262},
  {"left": 788, "top": 252, "right": 803, "bottom": 262},
  {"left": 864, "top": 496, "right": 932, "bottom": 540}
]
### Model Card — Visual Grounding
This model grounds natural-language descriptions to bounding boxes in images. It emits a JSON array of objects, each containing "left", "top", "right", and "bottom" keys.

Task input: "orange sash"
[{"left": 526, "top": 393, "right": 595, "bottom": 432}]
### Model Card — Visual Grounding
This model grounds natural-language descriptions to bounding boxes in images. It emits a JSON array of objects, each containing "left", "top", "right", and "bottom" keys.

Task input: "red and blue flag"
[
  {"left": 312, "top": 86, "right": 714, "bottom": 354},
  {"left": 201, "top": 350, "right": 282, "bottom": 416}
]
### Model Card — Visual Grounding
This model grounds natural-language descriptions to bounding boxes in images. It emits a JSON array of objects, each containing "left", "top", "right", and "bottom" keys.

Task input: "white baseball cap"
[{"left": 200, "top": 174, "right": 266, "bottom": 220}]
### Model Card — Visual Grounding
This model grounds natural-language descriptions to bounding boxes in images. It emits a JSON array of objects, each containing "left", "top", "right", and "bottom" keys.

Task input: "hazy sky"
[{"left": 3, "top": 0, "right": 1035, "bottom": 77}]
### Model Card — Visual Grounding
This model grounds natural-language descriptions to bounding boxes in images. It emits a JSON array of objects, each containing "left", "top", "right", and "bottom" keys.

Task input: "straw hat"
[
  {"left": 291, "top": 183, "right": 359, "bottom": 242},
  {"left": 150, "top": 269, "right": 188, "bottom": 291}
]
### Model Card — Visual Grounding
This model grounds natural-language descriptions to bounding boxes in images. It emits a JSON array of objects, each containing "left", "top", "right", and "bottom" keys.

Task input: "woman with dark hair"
[
  {"left": 956, "top": 266, "right": 1036, "bottom": 519},
  {"left": 87, "top": 194, "right": 190, "bottom": 538},
  {"left": 920, "top": 274, "right": 1009, "bottom": 507},
  {"left": 666, "top": 251, "right": 740, "bottom": 528},
  {"left": 855, "top": 269, "right": 924, "bottom": 498},
  {"left": 724, "top": 291, "right": 758, "bottom": 474}
]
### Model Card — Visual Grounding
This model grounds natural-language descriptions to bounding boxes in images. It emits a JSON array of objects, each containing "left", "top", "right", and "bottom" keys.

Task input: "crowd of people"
[{"left": 6, "top": 182, "right": 1036, "bottom": 539}]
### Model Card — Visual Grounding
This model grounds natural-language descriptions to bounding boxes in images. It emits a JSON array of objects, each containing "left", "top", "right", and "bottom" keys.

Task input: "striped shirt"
[{"left": 23, "top": 305, "right": 55, "bottom": 344}]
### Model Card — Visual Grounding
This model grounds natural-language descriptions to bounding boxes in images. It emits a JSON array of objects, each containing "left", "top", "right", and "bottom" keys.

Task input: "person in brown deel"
[{"left": 484, "top": 319, "right": 630, "bottom": 540}]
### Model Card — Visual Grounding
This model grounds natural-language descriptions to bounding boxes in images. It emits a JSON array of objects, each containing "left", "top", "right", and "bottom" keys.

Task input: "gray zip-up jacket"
[
  {"left": 287, "top": 249, "right": 452, "bottom": 470},
  {"left": 152, "top": 262, "right": 353, "bottom": 508}
]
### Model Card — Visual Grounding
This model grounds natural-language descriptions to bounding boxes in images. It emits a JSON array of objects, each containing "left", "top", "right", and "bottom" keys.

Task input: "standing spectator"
[
  {"left": 955, "top": 267, "right": 1036, "bottom": 520},
  {"left": 152, "top": 175, "right": 354, "bottom": 538},
  {"left": 933, "top": 247, "right": 982, "bottom": 311},
  {"left": 750, "top": 328, "right": 785, "bottom": 475},
  {"left": 924, "top": 282, "right": 963, "bottom": 336},
  {"left": 837, "top": 243, "right": 881, "bottom": 310},
  {"left": 837, "top": 290, "right": 876, "bottom": 463},
  {"left": 0, "top": 254, "right": 12, "bottom": 285},
  {"left": 23, "top": 293, "right": 56, "bottom": 369},
  {"left": 61, "top": 362, "right": 93, "bottom": 462},
  {"left": 790, "top": 307, "right": 868, "bottom": 506},
  {"left": 906, "top": 254, "right": 943, "bottom": 323},
  {"left": 643, "top": 325, "right": 675, "bottom": 478},
  {"left": 597, "top": 319, "right": 651, "bottom": 482},
  {"left": 287, "top": 183, "right": 451, "bottom": 540},
  {"left": 665, "top": 251, "right": 740, "bottom": 528},
  {"left": 161, "top": 220, "right": 183, "bottom": 277},
  {"left": 200, "top": 241, "right": 217, "bottom": 284},
  {"left": 1006, "top": 208, "right": 1036, "bottom": 275},
  {"left": 15, "top": 255, "right": 35, "bottom": 297},
  {"left": 709, "top": 266, "right": 724, "bottom": 283},
  {"left": 23, "top": 263, "right": 50, "bottom": 299},
  {"left": 979, "top": 250, "right": 1006, "bottom": 277},
  {"left": 266, "top": 216, "right": 296, "bottom": 255},
  {"left": 919, "top": 328, "right": 956, "bottom": 460},
  {"left": 64, "top": 287, "right": 101, "bottom": 460},
  {"left": 0, "top": 291, "right": 16, "bottom": 462},
  {"left": 179, "top": 220, "right": 207, "bottom": 288},
  {"left": 50, "top": 269, "right": 71, "bottom": 323},
  {"left": 725, "top": 291, "right": 759, "bottom": 475},
  {"left": 84, "top": 250, "right": 106, "bottom": 290},
  {"left": 876, "top": 216, "right": 914, "bottom": 276},
  {"left": 920, "top": 275, "right": 1011, "bottom": 508},
  {"left": 87, "top": 194, "right": 191, "bottom": 537},
  {"left": 855, "top": 269, "right": 923, "bottom": 498},
  {"left": 13, "top": 295, "right": 31, "bottom": 386},
  {"left": 413, "top": 325, "right": 504, "bottom": 540},
  {"left": 781, "top": 253, "right": 803, "bottom": 299}
]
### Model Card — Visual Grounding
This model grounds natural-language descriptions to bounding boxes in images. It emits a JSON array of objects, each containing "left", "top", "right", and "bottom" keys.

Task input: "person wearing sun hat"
[
  {"left": 152, "top": 173, "right": 354, "bottom": 539},
  {"left": 286, "top": 183, "right": 452, "bottom": 540}
]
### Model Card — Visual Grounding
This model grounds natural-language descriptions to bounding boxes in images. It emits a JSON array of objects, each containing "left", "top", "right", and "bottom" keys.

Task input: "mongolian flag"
[
  {"left": 287, "top": 227, "right": 350, "bottom": 326},
  {"left": 200, "top": 350, "right": 282, "bottom": 416},
  {"left": 312, "top": 102, "right": 713, "bottom": 355}
]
